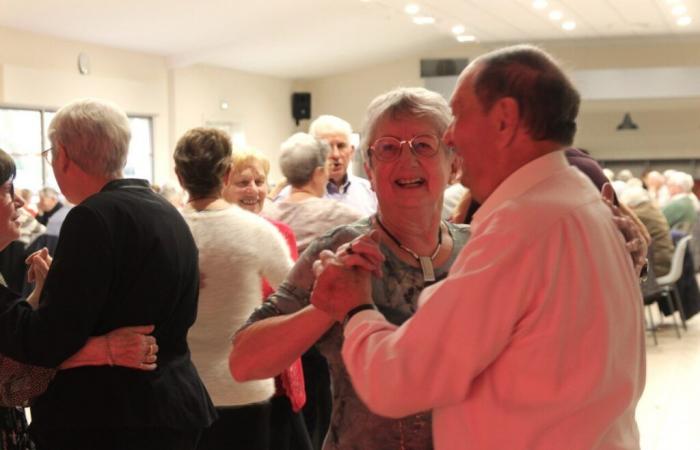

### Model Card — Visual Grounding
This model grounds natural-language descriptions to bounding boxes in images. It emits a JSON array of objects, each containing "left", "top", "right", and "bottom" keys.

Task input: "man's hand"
[
  {"left": 310, "top": 250, "right": 372, "bottom": 322},
  {"left": 335, "top": 230, "right": 385, "bottom": 277}
]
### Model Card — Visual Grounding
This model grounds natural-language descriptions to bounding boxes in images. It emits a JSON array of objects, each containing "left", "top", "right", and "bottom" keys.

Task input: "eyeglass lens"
[{"left": 371, "top": 135, "right": 439, "bottom": 161}]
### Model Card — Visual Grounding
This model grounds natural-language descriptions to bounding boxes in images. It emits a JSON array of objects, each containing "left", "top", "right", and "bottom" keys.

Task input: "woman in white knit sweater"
[{"left": 174, "top": 127, "right": 293, "bottom": 450}]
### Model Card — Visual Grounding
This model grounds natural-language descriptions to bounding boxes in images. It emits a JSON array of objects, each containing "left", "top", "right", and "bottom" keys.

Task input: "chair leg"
[
  {"left": 671, "top": 285, "right": 688, "bottom": 331},
  {"left": 661, "top": 293, "right": 681, "bottom": 339},
  {"left": 645, "top": 304, "right": 658, "bottom": 346}
]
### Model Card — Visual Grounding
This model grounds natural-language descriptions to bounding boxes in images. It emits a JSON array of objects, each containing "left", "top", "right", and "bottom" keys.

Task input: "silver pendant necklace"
[{"left": 375, "top": 215, "right": 442, "bottom": 282}]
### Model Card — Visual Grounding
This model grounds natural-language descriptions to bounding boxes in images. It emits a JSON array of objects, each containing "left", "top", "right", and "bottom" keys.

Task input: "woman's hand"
[
  {"left": 25, "top": 247, "right": 52, "bottom": 309},
  {"left": 601, "top": 183, "right": 648, "bottom": 275},
  {"left": 59, "top": 325, "right": 158, "bottom": 371},
  {"left": 25, "top": 247, "right": 52, "bottom": 283},
  {"left": 106, "top": 325, "right": 159, "bottom": 371}
]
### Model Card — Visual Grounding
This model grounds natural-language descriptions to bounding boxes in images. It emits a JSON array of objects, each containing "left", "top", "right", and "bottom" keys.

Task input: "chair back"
[
  {"left": 641, "top": 243, "right": 665, "bottom": 300},
  {"left": 656, "top": 235, "right": 692, "bottom": 286}
]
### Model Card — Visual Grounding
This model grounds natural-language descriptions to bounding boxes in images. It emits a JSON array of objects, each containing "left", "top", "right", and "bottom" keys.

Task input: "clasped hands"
[{"left": 310, "top": 231, "right": 384, "bottom": 322}]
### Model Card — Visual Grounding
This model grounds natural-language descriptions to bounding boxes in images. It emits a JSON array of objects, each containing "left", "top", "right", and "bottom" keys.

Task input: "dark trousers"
[
  {"left": 270, "top": 395, "right": 313, "bottom": 450},
  {"left": 300, "top": 348, "right": 332, "bottom": 450},
  {"left": 196, "top": 402, "right": 270, "bottom": 450},
  {"left": 32, "top": 427, "right": 201, "bottom": 450}
]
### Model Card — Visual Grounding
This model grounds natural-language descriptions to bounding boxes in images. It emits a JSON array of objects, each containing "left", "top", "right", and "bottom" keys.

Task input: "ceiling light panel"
[
  {"left": 677, "top": 15, "right": 692, "bottom": 26},
  {"left": 456, "top": 34, "right": 476, "bottom": 42},
  {"left": 412, "top": 15, "right": 435, "bottom": 25},
  {"left": 671, "top": 4, "right": 687, "bottom": 15},
  {"left": 562, "top": 20, "right": 576, "bottom": 30},
  {"left": 548, "top": 10, "right": 563, "bottom": 21},
  {"left": 404, "top": 4, "right": 420, "bottom": 15}
]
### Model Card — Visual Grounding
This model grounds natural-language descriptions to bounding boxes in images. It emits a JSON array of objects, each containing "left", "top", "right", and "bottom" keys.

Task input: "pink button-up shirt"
[{"left": 343, "top": 151, "right": 645, "bottom": 450}]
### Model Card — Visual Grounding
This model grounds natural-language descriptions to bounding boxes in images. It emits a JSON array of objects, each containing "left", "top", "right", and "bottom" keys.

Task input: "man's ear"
[
  {"left": 492, "top": 97, "right": 520, "bottom": 146},
  {"left": 56, "top": 145, "right": 71, "bottom": 173}
]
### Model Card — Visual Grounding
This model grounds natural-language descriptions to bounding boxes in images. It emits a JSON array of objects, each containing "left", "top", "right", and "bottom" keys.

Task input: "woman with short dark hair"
[{"left": 174, "top": 127, "right": 294, "bottom": 450}]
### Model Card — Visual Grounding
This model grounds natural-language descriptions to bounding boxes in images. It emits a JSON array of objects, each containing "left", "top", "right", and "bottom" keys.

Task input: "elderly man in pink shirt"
[{"left": 311, "top": 45, "right": 645, "bottom": 450}]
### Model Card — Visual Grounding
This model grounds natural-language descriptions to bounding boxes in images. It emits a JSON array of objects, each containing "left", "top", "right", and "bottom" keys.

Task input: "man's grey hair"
[
  {"left": 39, "top": 187, "right": 60, "bottom": 199},
  {"left": 279, "top": 133, "right": 330, "bottom": 188},
  {"left": 48, "top": 98, "right": 130, "bottom": 179},
  {"left": 309, "top": 115, "right": 353, "bottom": 142},
  {"left": 359, "top": 87, "right": 452, "bottom": 164},
  {"left": 620, "top": 185, "right": 651, "bottom": 208},
  {"left": 666, "top": 170, "right": 694, "bottom": 193}
]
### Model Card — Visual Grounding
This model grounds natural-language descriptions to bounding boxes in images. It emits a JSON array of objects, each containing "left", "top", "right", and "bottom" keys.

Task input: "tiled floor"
[{"left": 637, "top": 306, "right": 700, "bottom": 450}]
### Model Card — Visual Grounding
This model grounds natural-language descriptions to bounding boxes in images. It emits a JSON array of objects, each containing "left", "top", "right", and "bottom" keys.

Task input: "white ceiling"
[{"left": 0, "top": 0, "right": 698, "bottom": 78}]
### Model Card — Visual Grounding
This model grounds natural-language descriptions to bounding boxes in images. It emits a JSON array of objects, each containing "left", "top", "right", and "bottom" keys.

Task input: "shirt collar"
[
  {"left": 327, "top": 174, "right": 351, "bottom": 194},
  {"left": 100, "top": 178, "right": 151, "bottom": 192},
  {"left": 472, "top": 150, "right": 569, "bottom": 229}
]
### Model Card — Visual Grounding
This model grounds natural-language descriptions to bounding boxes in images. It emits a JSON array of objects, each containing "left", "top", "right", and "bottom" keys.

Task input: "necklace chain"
[{"left": 374, "top": 215, "right": 442, "bottom": 261}]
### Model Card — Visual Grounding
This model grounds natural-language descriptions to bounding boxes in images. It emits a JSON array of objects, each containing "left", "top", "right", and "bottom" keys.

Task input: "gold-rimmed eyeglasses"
[{"left": 369, "top": 134, "right": 441, "bottom": 162}]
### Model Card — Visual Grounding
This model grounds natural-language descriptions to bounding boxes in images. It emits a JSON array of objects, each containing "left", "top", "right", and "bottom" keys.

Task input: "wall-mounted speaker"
[{"left": 292, "top": 92, "right": 311, "bottom": 125}]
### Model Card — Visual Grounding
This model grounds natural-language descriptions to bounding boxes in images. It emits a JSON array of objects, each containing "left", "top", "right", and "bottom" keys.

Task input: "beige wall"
[
  {"left": 0, "top": 26, "right": 297, "bottom": 184},
  {"left": 169, "top": 65, "right": 295, "bottom": 181},
  {"left": 0, "top": 26, "right": 171, "bottom": 181},
  {"left": 300, "top": 37, "right": 700, "bottom": 163}
]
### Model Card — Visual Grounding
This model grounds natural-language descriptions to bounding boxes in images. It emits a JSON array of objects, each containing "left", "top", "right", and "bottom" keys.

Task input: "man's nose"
[{"left": 329, "top": 145, "right": 341, "bottom": 156}]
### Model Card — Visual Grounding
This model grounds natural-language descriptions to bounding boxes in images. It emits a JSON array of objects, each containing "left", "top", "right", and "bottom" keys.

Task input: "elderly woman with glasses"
[{"left": 231, "top": 87, "right": 468, "bottom": 449}]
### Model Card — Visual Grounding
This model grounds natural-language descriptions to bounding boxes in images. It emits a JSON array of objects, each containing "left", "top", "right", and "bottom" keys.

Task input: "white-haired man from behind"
[
  {"left": 0, "top": 98, "right": 215, "bottom": 450},
  {"left": 274, "top": 115, "right": 377, "bottom": 216}
]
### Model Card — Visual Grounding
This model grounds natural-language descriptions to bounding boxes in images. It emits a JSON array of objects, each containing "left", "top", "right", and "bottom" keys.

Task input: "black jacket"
[{"left": 0, "top": 179, "right": 215, "bottom": 434}]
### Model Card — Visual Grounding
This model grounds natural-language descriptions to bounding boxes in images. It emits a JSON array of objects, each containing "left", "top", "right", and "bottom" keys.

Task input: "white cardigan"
[{"left": 182, "top": 205, "right": 292, "bottom": 407}]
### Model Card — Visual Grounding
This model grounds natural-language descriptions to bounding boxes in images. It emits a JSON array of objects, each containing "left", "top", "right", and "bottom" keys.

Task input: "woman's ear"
[{"left": 364, "top": 161, "right": 376, "bottom": 192}]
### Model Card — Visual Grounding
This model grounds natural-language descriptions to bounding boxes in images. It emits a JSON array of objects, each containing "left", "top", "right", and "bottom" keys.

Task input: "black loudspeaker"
[{"left": 292, "top": 92, "right": 311, "bottom": 125}]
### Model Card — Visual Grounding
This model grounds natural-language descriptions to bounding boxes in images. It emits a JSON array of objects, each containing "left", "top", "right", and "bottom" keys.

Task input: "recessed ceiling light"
[
  {"left": 412, "top": 16, "right": 435, "bottom": 25},
  {"left": 677, "top": 15, "right": 692, "bottom": 26},
  {"left": 452, "top": 25, "right": 466, "bottom": 34},
  {"left": 672, "top": 4, "right": 687, "bottom": 15},
  {"left": 562, "top": 20, "right": 576, "bottom": 30},
  {"left": 404, "top": 4, "right": 420, "bottom": 15},
  {"left": 220, "top": 100, "right": 229, "bottom": 110},
  {"left": 549, "top": 10, "right": 563, "bottom": 21},
  {"left": 456, "top": 35, "right": 476, "bottom": 42},
  {"left": 532, "top": 0, "right": 548, "bottom": 9}
]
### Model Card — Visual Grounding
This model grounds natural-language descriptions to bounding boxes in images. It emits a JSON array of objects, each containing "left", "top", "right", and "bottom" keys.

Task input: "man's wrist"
[{"left": 343, "top": 303, "right": 376, "bottom": 328}]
